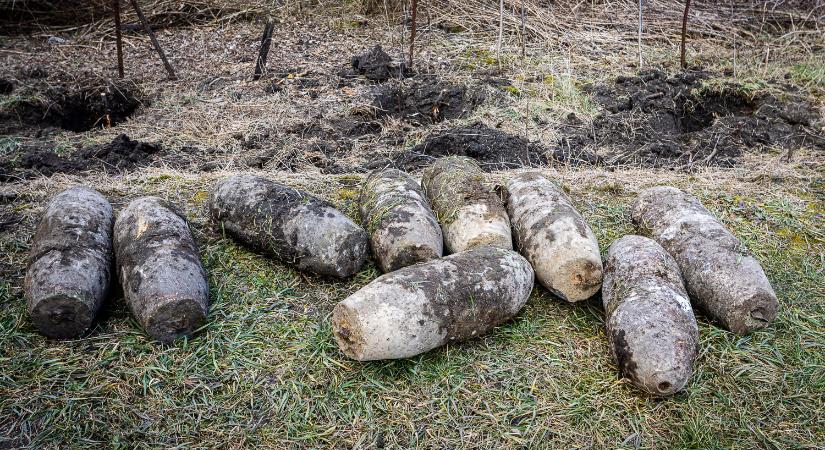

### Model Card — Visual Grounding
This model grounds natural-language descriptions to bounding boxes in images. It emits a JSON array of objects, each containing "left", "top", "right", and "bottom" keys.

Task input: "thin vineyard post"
[
  {"left": 680, "top": 0, "right": 692, "bottom": 69},
  {"left": 638, "top": 0, "right": 644, "bottom": 68},
  {"left": 113, "top": 0, "right": 124, "bottom": 78},
  {"left": 254, "top": 16, "right": 275, "bottom": 80},
  {"left": 128, "top": 0, "right": 177, "bottom": 80},
  {"left": 409, "top": 0, "right": 418, "bottom": 69}
]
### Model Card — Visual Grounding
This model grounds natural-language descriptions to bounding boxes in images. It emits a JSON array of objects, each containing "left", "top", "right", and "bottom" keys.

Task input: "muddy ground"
[
  {"left": 556, "top": 70, "right": 824, "bottom": 168},
  {"left": 0, "top": 134, "right": 162, "bottom": 181},
  {"left": 0, "top": 72, "right": 143, "bottom": 134},
  {"left": 386, "top": 122, "right": 548, "bottom": 171}
]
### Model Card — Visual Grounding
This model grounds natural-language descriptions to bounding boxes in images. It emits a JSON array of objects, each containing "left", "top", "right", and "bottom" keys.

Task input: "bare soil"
[
  {"left": 343, "top": 45, "right": 410, "bottom": 82},
  {"left": 387, "top": 122, "right": 548, "bottom": 171},
  {"left": 0, "top": 134, "right": 162, "bottom": 180},
  {"left": 0, "top": 71, "right": 143, "bottom": 134},
  {"left": 372, "top": 78, "right": 482, "bottom": 125},
  {"left": 555, "top": 70, "right": 824, "bottom": 168}
]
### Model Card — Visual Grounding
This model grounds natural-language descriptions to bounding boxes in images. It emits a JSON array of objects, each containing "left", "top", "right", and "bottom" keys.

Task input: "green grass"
[
  {"left": 789, "top": 62, "right": 825, "bottom": 88},
  {"left": 0, "top": 173, "right": 823, "bottom": 448}
]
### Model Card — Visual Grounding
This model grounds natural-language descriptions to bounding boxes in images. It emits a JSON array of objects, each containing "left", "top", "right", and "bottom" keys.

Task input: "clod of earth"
[
  {"left": 359, "top": 168, "right": 443, "bottom": 272},
  {"left": 372, "top": 80, "right": 481, "bottom": 125},
  {"left": 505, "top": 172, "right": 603, "bottom": 302},
  {"left": 0, "top": 81, "right": 142, "bottom": 133},
  {"left": 421, "top": 156, "right": 512, "bottom": 253},
  {"left": 24, "top": 186, "right": 114, "bottom": 339},
  {"left": 602, "top": 235, "right": 699, "bottom": 397},
  {"left": 114, "top": 197, "right": 209, "bottom": 344},
  {"left": 332, "top": 246, "right": 534, "bottom": 361},
  {"left": 346, "top": 45, "right": 409, "bottom": 82},
  {"left": 390, "top": 122, "right": 548, "bottom": 171},
  {"left": 209, "top": 174, "right": 368, "bottom": 278},
  {"left": 0, "top": 134, "right": 162, "bottom": 180},
  {"left": 631, "top": 186, "right": 779, "bottom": 334},
  {"left": 555, "top": 70, "right": 825, "bottom": 168}
]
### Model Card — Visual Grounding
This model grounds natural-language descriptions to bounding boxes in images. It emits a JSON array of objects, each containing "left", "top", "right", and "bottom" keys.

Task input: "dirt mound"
[
  {"left": 0, "top": 80, "right": 142, "bottom": 133},
  {"left": 0, "top": 134, "right": 161, "bottom": 180},
  {"left": 372, "top": 80, "right": 481, "bottom": 126},
  {"left": 555, "top": 70, "right": 824, "bottom": 168},
  {"left": 342, "top": 45, "right": 409, "bottom": 82},
  {"left": 389, "top": 122, "right": 548, "bottom": 171},
  {"left": 76, "top": 134, "right": 162, "bottom": 168}
]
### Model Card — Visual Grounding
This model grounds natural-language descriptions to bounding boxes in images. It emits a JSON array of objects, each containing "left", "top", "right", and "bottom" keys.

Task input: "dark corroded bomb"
[
  {"left": 632, "top": 186, "right": 778, "bottom": 334},
  {"left": 359, "top": 169, "right": 443, "bottom": 272},
  {"left": 333, "top": 247, "right": 534, "bottom": 361},
  {"left": 210, "top": 174, "right": 368, "bottom": 278},
  {"left": 25, "top": 187, "right": 114, "bottom": 338},
  {"left": 603, "top": 235, "right": 698, "bottom": 396},
  {"left": 114, "top": 197, "right": 209, "bottom": 343},
  {"left": 505, "top": 172, "right": 602, "bottom": 302},
  {"left": 421, "top": 157, "right": 512, "bottom": 253}
]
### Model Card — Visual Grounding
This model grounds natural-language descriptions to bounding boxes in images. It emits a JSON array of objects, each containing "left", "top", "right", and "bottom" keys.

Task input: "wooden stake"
[
  {"left": 680, "top": 0, "right": 691, "bottom": 69},
  {"left": 409, "top": 0, "right": 418, "bottom": 69},
  {"left": 128, "top": 0, "right": 177, "bottom": 80},
  {"left": 497, "top": 0, "right": 504, "bottom": 70},
  {"left": 113, "top": 0, "right": 124, "bottom": 78},
  {"left": 520, "top": 0, "right": 526, "bottom": 58},
  {"left": 638, "top": 0, "right": 644, "bottom": 69},
  {"left": 254, "top": 17, "right": 275, "bottom": 80}
]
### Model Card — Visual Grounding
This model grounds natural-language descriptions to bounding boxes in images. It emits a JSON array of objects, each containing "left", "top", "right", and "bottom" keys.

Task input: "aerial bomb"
[
  {"left": 603, "top": 235, "right": 699, "bottom": 396},
  {"left": 333, "top": 247, "right": 534, "bottom": 361},
  {"left": 210, "top": 174, "right": 368, "bottom": 278},
  {"left": 115, "top": 197, "right": 209, "bottom": 343},
  {"left": 421, "top": 156, "right": 512, "bottom": 253},
  {"left": 359, "top": 168, "right": 443, "bottom": 272},
  {"left": 505, "top": 172, "right": 602, "bottom": 302},
  {"left": 632, "top": 186, "right": 778, "bottom": 334},
  {"left": 25, "top": 186, "right": 114, "bottom": 339}
]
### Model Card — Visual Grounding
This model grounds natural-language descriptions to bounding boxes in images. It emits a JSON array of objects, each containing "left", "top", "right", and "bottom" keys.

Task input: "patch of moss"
[
  {"left": 337, "top": 188, "right": 359, "bottom": 201},
  {"left": 190, "top": 190, "right": 209, "bottom": 204},
  {"left": 462, "top": 48, "right": 499, "bottom": 69}
]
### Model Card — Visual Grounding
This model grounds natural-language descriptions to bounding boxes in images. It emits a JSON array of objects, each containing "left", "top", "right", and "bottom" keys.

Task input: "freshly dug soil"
[
  {"left": 343, "top": 45, "right": 409, "bottom": 82},
  {"left": 76, "top": 134, "right": 162, "bottom": 169},
  {"left": 372, "top": 80, "right": 481, "bottom": 125},
  {"left": 391, "top": 122, "right": 548, "bottom": 171},
  {"left": 0, "top": 80, "right": 142, "bottom": 133},
  {"left": 0, "top": 134, "right": 162, "bottom": 180},
  {"left": 555, "top": 70, "right": 824, "bottom": 168}
]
